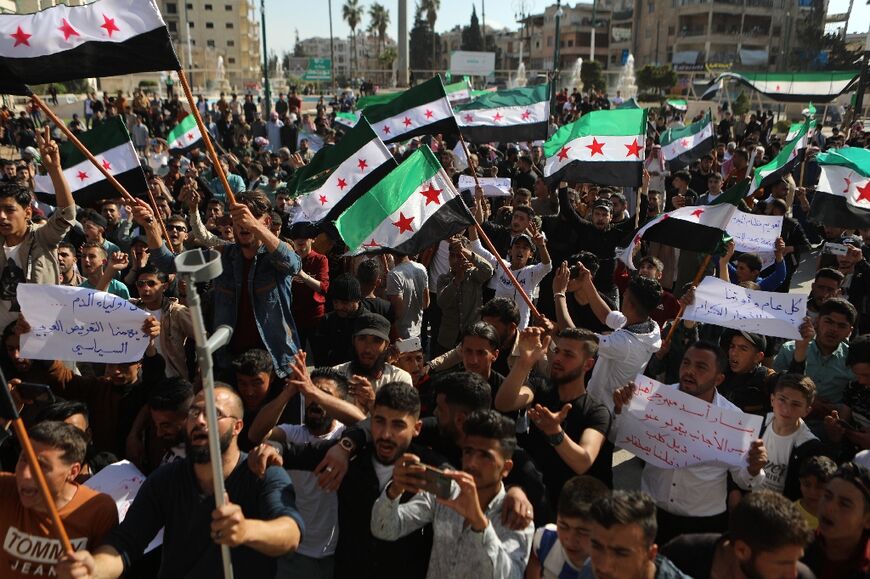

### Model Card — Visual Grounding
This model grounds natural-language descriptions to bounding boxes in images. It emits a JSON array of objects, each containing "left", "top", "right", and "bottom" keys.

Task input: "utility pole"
[
  {"left": 590, "top": 0, "right": 597, "bottom": 62},
  {"left": 329, "top": 0, "right": 337, "bottom": 97},
  {"left": 398, "top": 0, "right": 409, "bottom": 86},
  {"left": 260, "top": 0, "right": 271, "bottom": 116},
  {"left": 851, "top": 26, "right": 870, "bottom": 127},
  {"left": 482, "top": 0, "right": 487, "bottom": 52}
]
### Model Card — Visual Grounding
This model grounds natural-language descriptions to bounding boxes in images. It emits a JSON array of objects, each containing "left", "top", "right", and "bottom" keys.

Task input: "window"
[
  {"left": 190, "top": 39, "right": 196, "bottom": 45},
  {"left": 206, "top": 22, "right": 214, "bottom": 28},
  {"left": 188, "top": 21, "right": 194, "bottom": 28},
  {"left": 226, "top": 22, "right": 234, "bottom": 28},
  {"left": 225, "top": 3, "right": 232, "bottom": 9},
  {"left": 228, "top": 57, "right": 236, "bottom": 64},
  {"left": 668, "top": 25, "right": 674, "bottom": 35},
  {"left": 227, "top": 40, "right": 235, "bottom": 46},
  {"left": 186, "top": 3, "right": 192, "bottom": 8},
  {"left": 567, "top": 39, "right": 574, "bottom": 47},
  {"left": 204, "top": 3, "right": 213, "bottom": 10},
  {"left": 167, "top": 21, "right": 177, "bottom": 32},
  {"left": 207, "top": 39, "right": 215, "bottom": 47},
  {"left": 648, "top": 1, "right": 654, "bottom": 13},
  {"left": 166, "top": 3, "right": 177, "bottom": 13}
]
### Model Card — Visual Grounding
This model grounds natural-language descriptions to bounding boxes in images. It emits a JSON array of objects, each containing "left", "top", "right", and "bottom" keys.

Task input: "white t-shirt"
[
  {"left": 385, "top": 260, "right": 429, "bottom": 339},
  {"left": 278, "top": 422, "right": 345, "bottom": 558},
  {"left": 372, "top": 456, "right": 394, "bottom": 493},
  {"left": 470, "top": 238, "right": 552, "bottom": 329},
  {"left": 760, "top": 413, "right": 818, "bottom": 494}
]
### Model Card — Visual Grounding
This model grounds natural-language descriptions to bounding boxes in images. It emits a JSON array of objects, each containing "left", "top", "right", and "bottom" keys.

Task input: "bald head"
[{"left": 193, "top": 387, "right": 244, "bottom": 421}]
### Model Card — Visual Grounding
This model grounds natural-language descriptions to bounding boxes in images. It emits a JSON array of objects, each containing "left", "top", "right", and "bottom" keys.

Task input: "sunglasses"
[
  {"left": 135, "top": 279, "right": 161, "bottom": 288},
  {"left": 167, "top": 225, "right": 188, "bottom": 233}
]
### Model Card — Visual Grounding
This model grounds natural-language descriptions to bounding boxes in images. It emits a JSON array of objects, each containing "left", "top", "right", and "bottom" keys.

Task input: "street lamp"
[
  {"left": 261, "top": 0, "right": 271, "bottom": 116},
  {"left": 554, "top": 0, "right": 564, "bottom": 79}
]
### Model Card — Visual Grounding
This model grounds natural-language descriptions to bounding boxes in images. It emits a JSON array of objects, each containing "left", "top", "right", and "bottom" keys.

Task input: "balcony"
[{"left": 678, "top": 27, "right": 708, "bottom": 37}]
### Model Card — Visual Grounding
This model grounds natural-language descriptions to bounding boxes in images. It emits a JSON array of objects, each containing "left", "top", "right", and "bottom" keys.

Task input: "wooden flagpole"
[
  {"left": 30, "top": 95, "right": 176, "bottom": 252},
  {"left": 457, "top": 134, "right": 542, "bottom": 320},
  {"left": 1, "top": 373, "right": 73, "bottom": 555},
  {"left": 176, "top": 69, "right": 237, "bottom": 206},
  {"left": 663, "top": 254, "right": 712, "bottom": 344}
]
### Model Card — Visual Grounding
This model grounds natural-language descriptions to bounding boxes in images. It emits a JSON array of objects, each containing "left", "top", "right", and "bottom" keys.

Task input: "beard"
[
  {"left": 350, "top": 351, "right": 387, "bottom": 378},
  {"left": 185, "top": 428, "right": 233, "bottom": 464},
  {"left": 550, "top": 364, "right": 586, "bottom": 386},
  {"left": 304, "top": 406, "right": 332, "bottom": 433}
]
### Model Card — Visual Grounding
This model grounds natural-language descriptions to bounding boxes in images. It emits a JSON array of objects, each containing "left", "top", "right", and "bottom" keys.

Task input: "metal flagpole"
[{"left": 174, "top": 249, "right": 234, "bottom": 579}]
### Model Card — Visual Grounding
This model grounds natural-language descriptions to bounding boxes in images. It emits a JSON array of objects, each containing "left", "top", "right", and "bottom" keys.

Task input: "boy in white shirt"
[
  {"left": 468, "top": 222, "right": 551, "bottom": 329},
  {"left": 760, "top": 373, "right": 823, "bottom": 498}
]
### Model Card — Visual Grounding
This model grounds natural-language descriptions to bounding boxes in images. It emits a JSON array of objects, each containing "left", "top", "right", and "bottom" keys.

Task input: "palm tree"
[
  {"left": 342, "top": 0, "right": 364, "bottom": 81},
  {"left": 420, "top": 0, "right": 440, "bottom": 71},
  {"left": 368, "top": 2, "right": 390, "bottom": 52}
]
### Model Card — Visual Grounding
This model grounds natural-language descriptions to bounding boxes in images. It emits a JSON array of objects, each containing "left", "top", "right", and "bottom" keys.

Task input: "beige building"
[
  {"left": 14, "top": 0, "right": 85, "bottom": 12},
  {"left": 160, "top": 0, "right": 261, "bottom": 91},
  {"left": 633, "top": 0, "right": 810, "bottom": 71}
]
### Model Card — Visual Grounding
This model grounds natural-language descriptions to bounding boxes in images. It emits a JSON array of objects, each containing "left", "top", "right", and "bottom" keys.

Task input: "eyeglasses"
[
  {"left": 187, "top": 406, "right": 237, "bottom": 420},
  {"left": 135, "top": 279, "right": 161, "bottom": 288},
  {"left": 167, "top": 225, "right": 188, "bottom": 233}
]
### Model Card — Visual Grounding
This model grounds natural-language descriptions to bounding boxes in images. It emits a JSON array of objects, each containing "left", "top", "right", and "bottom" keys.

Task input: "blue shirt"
[
  {"left": 727, "top": 258, "right": 787, "bottom": 291},
  {"left": 104, "top": 454, "right": 304, "bottom": 579},
  {"left": 774, "top": 339, "right": 855, "bottom": 402},
  {"left": 208, "top": 173, "right": 246, "bottom": 203},
  {"left": 80, "top": 277, "right": 130, "bottom": 300}
]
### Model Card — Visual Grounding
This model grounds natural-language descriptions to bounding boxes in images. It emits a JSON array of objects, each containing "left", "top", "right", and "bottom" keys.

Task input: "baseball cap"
[
  {"left": 353, "top": 313, "right": 391, "bottom": 341},
  {"left": 511, "top": 232, "right": 536, "bottom": 251},
  {"left": 591, "top": 198, "right": 613, "bottom": 212}
]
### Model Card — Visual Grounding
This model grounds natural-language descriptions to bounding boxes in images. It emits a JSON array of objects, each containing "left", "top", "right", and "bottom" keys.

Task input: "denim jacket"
[{"left": 150, "top": 240, "right": 301, "bottom": 377}]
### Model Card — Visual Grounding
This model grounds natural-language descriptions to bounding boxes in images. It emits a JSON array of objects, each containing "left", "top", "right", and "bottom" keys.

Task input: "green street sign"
[{"left": 303, "top": 58, "right": 332, "bottom": 81}]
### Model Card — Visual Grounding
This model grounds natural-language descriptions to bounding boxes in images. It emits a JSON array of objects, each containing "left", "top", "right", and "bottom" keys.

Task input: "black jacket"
[{"left": 759, "top": 419, "right": 826, "bottom": 501}]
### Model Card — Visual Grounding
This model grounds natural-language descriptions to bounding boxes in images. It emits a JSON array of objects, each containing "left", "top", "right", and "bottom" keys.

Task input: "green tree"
[
  {"left": 635, "top": 65, "right": 677, "bottom": 96},
  {"left": 581, "top": 60, "right": 606, "bottom": 92},
  {"left": 462, "top": 5, "right": 483, "bottom": 51},
  {"left": 420, "top": 0, "right": 441, "bottom": 71},
  {"left": 821, "top": 33, "right": 861, "bottom": 69},
  {"left": 342, "top": 0, "right": 364, "bottom": 79},
  {"left": 732, "top": 91, "right": 750, "bottom": 117},
  {"left": 410, "top": 5, "right": 435, "bottom": 70}
]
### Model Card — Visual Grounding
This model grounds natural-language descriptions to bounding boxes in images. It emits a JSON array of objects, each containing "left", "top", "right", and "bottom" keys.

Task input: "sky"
[{"left": 262, "top": 0, "right": 870, "bottom": 58}]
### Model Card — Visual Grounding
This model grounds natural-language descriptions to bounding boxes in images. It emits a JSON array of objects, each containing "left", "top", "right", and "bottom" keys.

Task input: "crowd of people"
[{"left": 0, "top": 81, "right": 868, "bottom": 579}]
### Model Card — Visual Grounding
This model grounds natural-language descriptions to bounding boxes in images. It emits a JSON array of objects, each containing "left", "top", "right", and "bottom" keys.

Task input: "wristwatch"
[
  {"left": 547, "top": 431, "right": 565, "bottom": 446},
  {"left": 338, "top": 437, "right": 356, "bottom": 453}
]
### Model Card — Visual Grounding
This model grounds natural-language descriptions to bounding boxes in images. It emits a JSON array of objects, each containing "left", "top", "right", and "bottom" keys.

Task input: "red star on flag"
[
  {"left": 319, "top": 194, "right": 328, "bottom": 205},
  {"left": 557, "top": 146, "right": 571, "bottom": 161},
  {"left": 521, "top": 110, "right": 531, "bottom": 121},
  {"left": 844, "top": 173, "right": 853, "bottom": 193},
  {"left": 362, "top": 238, "right": 381, "bottom": 248},
  {"left": 420, "top": 183, "right": 442, "bottom": 205},
  {"left": 464, "top": 114, "right": 474, "bottom": 123},
  {"left": 493, "top": 112, "right": 503, "bottom": 122},
  {"left": 187, "top": 133, "right": 195, "bottom": 141},
  {"left": 624, "top": 138, "right": 642, "bottom": 158},
  {"left": 357, "top": 159, "right": 368, "bottom": 171},
  {"left": 402, "top": 117, "right": 412, "bottom": 127},
  {"left": 11, "top": 26, "right": 31, "bottom": 47},
  {"left": 775, "top": 84, "right": 781, "bottom": 91},
  {"left": 424, "top": 109, "right": 434, "bottom": 119},
  {"left": 680, "top": 138, "right": 690, "bottom": 148},
  {"left": 690, "top": 208, "right": 705, "bottom": 218},
  {"left": 101, "top": 159, "right": 112, "bottom": 171},
  {"left": 337, "top": 178, "right": 348, "bottom": 190},
  {"left": 393, "top": 212, "right": 414, "bottom": 233},
  {"left": 382, "top": 125, "right": 391, "bottom": 135},
  {"left": 586, "top": 138, "right": 605, "bottom": 156},
  {"left": 856, "top": 181, "right": 870, "bottom": 204},
  {"left": 101, "top": 14, "right": 120, "bottom": 38},
  {"left": 76, "top": 170, "right": 89, "bottom": 182},
  {"left": 58, "top": 18, "right": 80, "bottom": 41}
]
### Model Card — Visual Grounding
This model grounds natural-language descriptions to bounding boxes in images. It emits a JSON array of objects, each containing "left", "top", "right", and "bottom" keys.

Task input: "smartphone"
[
  {"left": 824, "top": 242, "right": 849, "bottom": 256},
  {"left": 16, "top": 382, "right": 54, "bottom": 403},
  {"left": 414, "top": 464, "right": 453, "bottom": 499}
]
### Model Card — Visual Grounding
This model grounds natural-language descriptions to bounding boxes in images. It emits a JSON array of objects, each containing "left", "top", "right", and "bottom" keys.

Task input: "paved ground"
[{"left": 611, "top": 244, "right": 819, "bottom": 489}]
